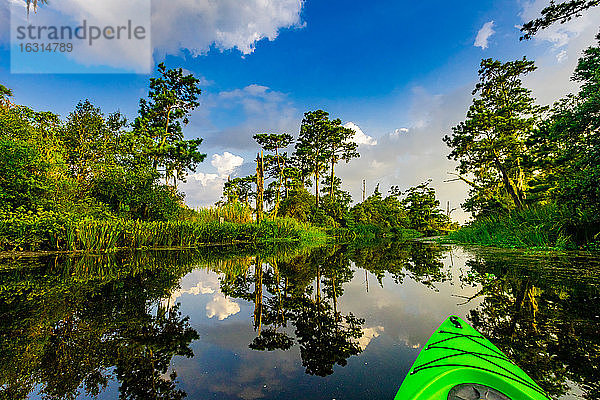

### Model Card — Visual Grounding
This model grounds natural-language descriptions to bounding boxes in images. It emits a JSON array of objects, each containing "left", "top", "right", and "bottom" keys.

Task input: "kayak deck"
[{"left": 394, "top": 316, "right": 550, "bottom": 400}]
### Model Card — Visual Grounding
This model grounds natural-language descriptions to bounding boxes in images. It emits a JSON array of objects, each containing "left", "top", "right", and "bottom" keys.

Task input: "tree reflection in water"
[
  {"left": 0, "top": 251, "right": 200, "bottom": 400},
  {"left": 458, "top": 250, "right": 600, "bottom": 399},
  {"left": 220, "top": 242, "right": 450, "bottom": 377},
  {"left": 2, "top": 243, "right": 597, "bottom": 399}
]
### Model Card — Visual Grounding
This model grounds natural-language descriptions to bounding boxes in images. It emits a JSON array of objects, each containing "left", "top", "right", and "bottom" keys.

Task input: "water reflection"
[
  {"left": 458, "top": 249, "right": 600, "bottom": 399},
  {"left": 0, "top": 243, "right": 598, "bottom": 399}
]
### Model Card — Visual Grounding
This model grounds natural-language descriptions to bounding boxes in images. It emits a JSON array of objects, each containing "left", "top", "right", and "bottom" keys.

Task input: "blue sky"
[{"left": 1, "top": 0, "right": 599, "bottom": 220}]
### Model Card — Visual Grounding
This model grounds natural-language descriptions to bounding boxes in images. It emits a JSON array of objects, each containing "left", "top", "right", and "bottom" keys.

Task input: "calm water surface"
[{"left": 1, "top": 242, "right": 599, "bottom": 399}]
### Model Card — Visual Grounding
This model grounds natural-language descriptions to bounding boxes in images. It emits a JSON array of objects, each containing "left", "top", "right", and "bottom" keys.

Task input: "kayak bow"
[{"left": 394, "top": 315, "right": 550, "bottom": 400}]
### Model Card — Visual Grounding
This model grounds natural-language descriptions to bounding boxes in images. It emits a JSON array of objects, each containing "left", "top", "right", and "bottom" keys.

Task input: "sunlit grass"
[
  {"left": 0, "top": 210, "right": 327, "bottom": 252},
  {"left": 444, "top": 204, "right": 576, "bottom": 250}
]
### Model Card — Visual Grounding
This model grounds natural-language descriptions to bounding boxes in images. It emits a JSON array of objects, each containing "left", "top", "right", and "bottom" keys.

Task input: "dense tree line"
[
  {"left": 223, "top": 110, "right": 454, "bottom": 236},
  {"left": 444, "top": 33, "right": 600, "bottom": 245},
  {"left": 0, "top": 63, "right": 205, "bottom": 223}
]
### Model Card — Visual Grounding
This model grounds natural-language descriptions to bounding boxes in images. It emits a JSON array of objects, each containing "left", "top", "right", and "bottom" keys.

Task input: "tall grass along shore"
[{"left": 0, "top": 203, "right": 326, "bottom": 252}]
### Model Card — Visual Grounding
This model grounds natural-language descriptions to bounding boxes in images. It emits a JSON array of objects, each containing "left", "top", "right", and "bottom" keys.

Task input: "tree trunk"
[
  {"left": 276, "top": 147, "right": 282, "bottom": 206},
  {"left": 330, "top": 157, "right": 335, "bottom": 199},
  {"left": 493, "top": 155, "right": 524, "bottom": 210},
  {"left": 315, "top": 168, "right": 320, "bottom": 208},
  {"left": 256, "top": 152, "right": 264, "bottom": 221},
  {"left": 254, "top": 260, "right": 263, "bottom": 333}
]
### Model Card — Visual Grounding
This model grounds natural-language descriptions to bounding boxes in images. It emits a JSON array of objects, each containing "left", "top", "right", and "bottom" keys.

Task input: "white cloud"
[
  {"left": 183, "top": 151, "right": 244, "bottom": 206},
  {"left": 152, "top": 0, "right": 305, "bottom": 56},
  {"left": 357, "top": 326, "right": 384, "bottom": 350},
  {"left": 390, "top": 127, "right": 409, "bottom": 137},
  {"left": 556, "top": 49, "right": 568, "bottom": 63},
  {"left": 189, "top": 172, "right": 222, "bottom": 187},
  {"left": 8, "top": 0, "right": 152, "bottom": 73},
  {"left": 162, "top": 269, "right": 220, "bottom": 307},
  {"left": 211, "top": 152, "right": 244, "bottom": 176},
  {"left": 474, "top": 21, "right": 495, "bottom": 49},
  {"left": 2, "top": 0, "right": 305, "bottom": 71},
  {"left": 519, "top": 3, "right": 600, "bottom": 104},
  {"left": 206, "top": 293, "right": 241, "bottom": 320},
  {"left": 344, "top": 122, "right": 377, "bottom": 146},
  {"left": 520, "top": 1, "right": 600, "bottom": 52}
]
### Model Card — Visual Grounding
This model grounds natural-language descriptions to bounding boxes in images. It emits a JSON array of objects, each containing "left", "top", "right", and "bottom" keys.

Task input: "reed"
[
  {"left": 444, "top": 204, "right": 576, "bottom": 249},
  {"left": 191, "top": 203, "right": 253, "bottom": 224},
  {"left": 0, "top": 212, "right": 327, "bottom": 252}
]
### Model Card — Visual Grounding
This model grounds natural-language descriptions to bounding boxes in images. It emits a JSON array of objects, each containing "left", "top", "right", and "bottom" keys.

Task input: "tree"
[
  {"left": 521, "top": 0, "right": 600, "bottom": 40},
  {"left": 0, "top": 84, "right": 13, "bottom": 107},
  {"left": 324, "top": 123, "right": 359, "bottom": 199},
  {"left": 277, "top": 188, "right": 315, "bottom": 222},
  {"left": 62, "top": 100, "right": 120, "bottom": 182},
  {"left": 222, "top": 176, "right": 255, "bottom": 205},
  {"left": 528, "top": 33, "right": 600, "bottom": 240},
  {"left": 253, "top": 133, "right": 293, "bottom": 206},
  {"left": 26, "top": 0, "right": 48, "bottom": 15},
  {"left": 295, "top": 110, "right": 333, "bottom": 208},
  {"left": 401, "top": 181, "right": 450, "bottom": 235},
  {"left": 0, "top": 139, "right": 49, "bottom": 211},
  {"left": 444, "top": 58, "right": 544, "bottom": 215},
  {"left": 134, "top": 63, "right": 206, "bottom": 186}
]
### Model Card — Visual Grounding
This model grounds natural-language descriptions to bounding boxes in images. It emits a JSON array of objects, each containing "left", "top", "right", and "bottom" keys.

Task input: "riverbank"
[
  {"left": 0, "top": 215, "right": 328, "bottom": 252},
  {"left": 441, "top": 205, "right": 600, "bottom": 251},
  {"left": 0, "top": 215, "right": 429, "bottom": 253}
]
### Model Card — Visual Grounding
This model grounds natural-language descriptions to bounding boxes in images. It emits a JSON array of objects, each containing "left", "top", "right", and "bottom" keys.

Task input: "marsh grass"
[
  {"left": 191, "top": 203, "right": 254, "bottom": 224},
  {"left": 0, "top": 210, "right": 326, "bottom": 252},
  {"left": 444, "top": 204, "right": 578, "bottom": 250}
]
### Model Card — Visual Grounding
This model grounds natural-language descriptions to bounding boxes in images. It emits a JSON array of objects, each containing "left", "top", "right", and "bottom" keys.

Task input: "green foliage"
[
  {"left": 401, "top": 181, "right": 453, "bottom": 236},
  {"left": 60, "top": 100, "right": 123, "bottom": 181},
  {"left": 350, "top": 186, "right": 409, "bottom": 234},
  {"left": 0, "top": 139, "right": 49, "bottom": 210},
  {"left": 295, "top": 110, "right": 334, "bottom": 206},
  {"left": 448, "top": 37, "right": 600, "bottom": 249},
  {"left": 222, "top": 176, "right": 255, "bottom": 205},
  {"left": 445, "top": 204, "right": 575, "bottom": 250},
  {"left": 133, "top": 62, "right": 206, "bottom": 184},
  {"left": 550, "top": 34, "right": 600, "bottom": 228},
  {"left": 278, "top": 188, "right": 316, "bottom": 222},
  {"left": 444, "top": 57, "right": 544, "bottom": 215},
  {"left": 191, "top": 202, "right": 254, "bottom": 224},
  {"left": 521, "top": 0, "right": 599, "bottom": 40},
  {"left": 90, "top": 165, "right": 183, "bottom": 221},
  {"left": 0, "top": 210, "right": 325, "bottom": 251}
]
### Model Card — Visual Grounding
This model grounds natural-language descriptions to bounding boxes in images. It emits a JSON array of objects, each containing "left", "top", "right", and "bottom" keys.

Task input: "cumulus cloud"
[
  {"left": 3, "top": 0, "right": 305, "bottom": 71},
  {"left": 152, "top": 0, "right": 305, "bottom": 56},
  {"left": 474, "top": 21, "right": 495, "bottom": 49},
  {"left": 357, "top": 326, "right": 384, "bottom": 350},
  {"left": 206, "top": 293, "right": 241, "bottom": 320},
  {"left": 183, "top": 151, "right": 244, "bottom": 206},
  {"left": 211, "top": 152, "right": 244, "bottom": 176},
  {"left": 344, "top": 122, "right": 377, "bottom": 146},
  {"left": 8, "top": 0, "right": 152, "bottom": 73}
]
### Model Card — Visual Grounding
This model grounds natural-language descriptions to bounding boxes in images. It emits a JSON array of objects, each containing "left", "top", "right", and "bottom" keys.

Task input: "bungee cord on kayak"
[
  {"left": 394, "top": 316, "right": 551, "bottom": 400},
  {"left": 409, "top": 330, "right": 550, "bottom": 399}
]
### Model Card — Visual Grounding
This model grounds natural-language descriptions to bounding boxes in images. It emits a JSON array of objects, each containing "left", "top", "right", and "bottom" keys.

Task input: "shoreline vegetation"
[
  {"left": 441, "top": 204, "right": 599, "bottom": 251},
  {"left": 2, "top": 27, "right": 599, "bottom": 253},
  {"left": 0, "top": 64, "right": 453, "bottom": 253}
]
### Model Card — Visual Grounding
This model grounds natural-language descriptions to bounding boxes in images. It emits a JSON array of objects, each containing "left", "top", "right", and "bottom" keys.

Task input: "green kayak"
[{"left": 394, "top": 315, "right": 550, "bottom": 400}]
